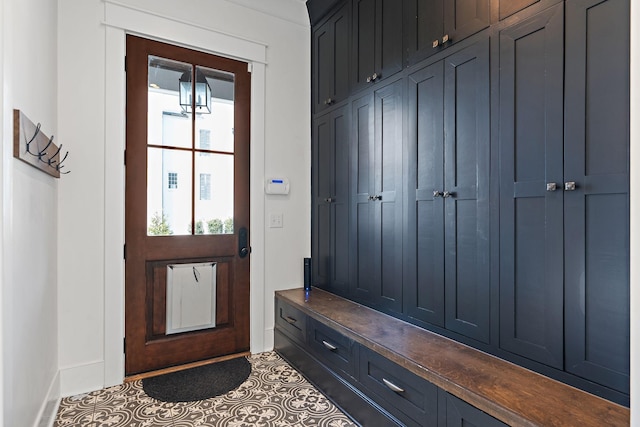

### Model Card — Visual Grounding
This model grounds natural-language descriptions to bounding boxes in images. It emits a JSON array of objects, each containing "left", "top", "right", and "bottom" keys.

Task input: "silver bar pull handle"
[
  {"left": 382, "top": 378, "right": 405, "bottom": 393},
  {"left": 285, "top": 316, "right": 297, "bottom": 325},
  {"left": 322, "top": 340, "right": 338, "bottom": 351},
  {"left": 564, "top": 181, "right": 577, "bottom": 191}
]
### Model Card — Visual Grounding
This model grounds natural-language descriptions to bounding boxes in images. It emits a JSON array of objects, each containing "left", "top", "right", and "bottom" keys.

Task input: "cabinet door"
[
  {"left": 404, "top": 0, "right": 445, "bottom": 66},
  {"left": 350, "top": 80, "right": 404, "bottom": 313},
  {"left": 498, "top": 4, "right": 564, "bottom": 368},
  {"left": 443, "top": 39, "right": 490, "bottom": 343},
  {"left": 373, "top": 79, "right": 404, "bottom": 313},
  {"left": 313, "top": 105, "right": 351, "bottom": 295},
  {"left": 405, "top": 61, "right": 445, "bottom": 327},
  {"left": 564, "top": 0, "right": 630, "bottom": 394},
  {"left": 438, "top": 390, "right": 508, "bottom": 427},
  {"left": 351, "top": 92, "right": 376, "bottom": 302},
  {"left": 352, "top": 0, "right": 403, "bottom": 92},
  {"left": 314, "top": 3, "right": 350, "bottom": 114},
  {"left": 443, "top": 0, "right": 490, "bottom": 46}
]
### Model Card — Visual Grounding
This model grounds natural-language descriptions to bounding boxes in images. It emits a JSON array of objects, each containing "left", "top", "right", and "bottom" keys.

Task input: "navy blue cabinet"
[
  {"left": 405, "top": 38, "right": 491, "bottom": 344},
  {"left": 351, "top": 0, "right": 404, "bottom": 92},
  {"left": 404, "top": 0, "right": 490, "bottom": 66},
  {"left": 313, "top": 105, "right": 351, "bottom": 295},
  {"left": 498, "top": 0, "right": 629, "bottom": 397},
  {"left": 498, "top": 3, "right": 565, "bottom": 369},
  {"left": 563, "top": 0, "right": 630, "bottom": 394},
  {"left": 313, "top": 2, "right": 350, "bottom": 114},
  {"left": 350, "top": 78, "right": 404, "bottom": 313}
]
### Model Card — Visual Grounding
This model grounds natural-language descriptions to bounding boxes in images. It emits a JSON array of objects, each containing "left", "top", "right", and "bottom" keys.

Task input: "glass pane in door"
[
  {"left": 195, "top": 65, "right": 235, "bottom": 234},
  {"left": 147, "top": 147, "right": 192, "bottom": 236}
]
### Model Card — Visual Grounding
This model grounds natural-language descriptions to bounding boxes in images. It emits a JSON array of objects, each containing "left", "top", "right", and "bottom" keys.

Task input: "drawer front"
[
  {"left": 275, "top": 298, "right": 307, "bottom": 344},
  {"left": 307, "top": 318, "right": 358, "bottom": 377},
  {"left": 359, "top": 347, "right": 438, "bottom": 427}
]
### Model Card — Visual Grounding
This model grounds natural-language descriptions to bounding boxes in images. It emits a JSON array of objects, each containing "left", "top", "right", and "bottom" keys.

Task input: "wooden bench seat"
[{"left": 275, "top": 288, "right": 629, "bottom": 427}]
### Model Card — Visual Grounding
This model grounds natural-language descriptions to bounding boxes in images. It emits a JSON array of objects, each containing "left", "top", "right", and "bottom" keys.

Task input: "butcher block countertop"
[{"left": 275, "top": 287, "right": 629, "bottom": 427}]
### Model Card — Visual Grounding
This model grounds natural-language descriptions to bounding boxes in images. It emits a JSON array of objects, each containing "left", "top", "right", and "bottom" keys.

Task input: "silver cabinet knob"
[
  {"left": 366, "top": 75, "right": 372, "bottom": 83},
  {"left": 546, "top": 183, "right": 558, "bottom": 192},
  {"left": 564, "top": 181, "right": 577, "bottom": 191},
  {"left": 442, "top": 34, "right": 450, "bottom": 43},
  {"left": 433, "top": 190, "right": 443, "bottom": 198},
  {"left": 371, "top": 72, "right": 379, "bottom": 81},
  {"left": 432, "top": 39, "right": 440, "bottom": 48},
  {"left": 443, "top": 191, "right": 452, "bottom": 198},
  {"left": 373, "top": 195, "right": 382, "bottom": 201},
  {"left": 324, "top": 98, "right": 334, "bottom": 105},
  {"left": 324, "top": 197, "right": 335, "bottom": 203}
]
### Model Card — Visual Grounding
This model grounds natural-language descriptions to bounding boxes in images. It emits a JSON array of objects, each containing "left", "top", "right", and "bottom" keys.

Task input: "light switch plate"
[{"left": 269, "top": 213, "right": 283, "bottom": 228}]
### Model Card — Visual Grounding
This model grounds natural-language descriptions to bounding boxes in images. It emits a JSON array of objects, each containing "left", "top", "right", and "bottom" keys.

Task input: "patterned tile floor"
[{"left": 55, "top": 352, "right": 357, "bottom": 427}]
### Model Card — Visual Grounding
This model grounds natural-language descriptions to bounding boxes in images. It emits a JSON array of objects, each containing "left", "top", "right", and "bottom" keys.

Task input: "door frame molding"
[{"left": 103, "top": 1, "right": 267, "bottom": 386}]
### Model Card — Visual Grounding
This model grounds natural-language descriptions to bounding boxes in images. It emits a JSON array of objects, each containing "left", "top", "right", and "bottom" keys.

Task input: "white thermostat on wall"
[{"left": 265, "top": 177, "right": 290, "bottom": 195}]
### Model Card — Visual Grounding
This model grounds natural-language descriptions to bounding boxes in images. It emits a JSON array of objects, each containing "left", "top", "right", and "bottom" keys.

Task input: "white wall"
[
  {"left": 57, "top": 0, "right": 310, "bottom": 395},
  {"left": 1, "top": 0, "right": 60, "bottom": 425}
]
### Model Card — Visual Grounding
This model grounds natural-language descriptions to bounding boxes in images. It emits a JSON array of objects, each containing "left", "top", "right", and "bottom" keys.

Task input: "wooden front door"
[{"left": 125, "top": 35, "right": 251, "bottom": 375}]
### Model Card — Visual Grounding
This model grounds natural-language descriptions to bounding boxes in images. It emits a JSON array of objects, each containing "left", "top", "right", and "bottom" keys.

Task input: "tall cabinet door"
[
  {"left": 314, "top": 3, "right": 350, "bottom": 114},
  {"left": 313, "top": 105, "right": 351, "bottom": 295},
  {"left": 351, "top": 92, "right": 376, "bottom": 302},
  {"left": 352, "top": 0, "right": 404, "bottom": 92},
  {"left": 351, "top": 79, "right": 404, "bottom": 313},
  {"left": 405, "top": 61, "right": 445, "bottom": 327},
  {"left": 564, "top": 0, "right": 629, "bottom": 394},
  {"left": 443, "top": 39, "right": 491, "bottom": 344},
  {"left": 498, "top": 4, "right": 565, "bottom": 368}
]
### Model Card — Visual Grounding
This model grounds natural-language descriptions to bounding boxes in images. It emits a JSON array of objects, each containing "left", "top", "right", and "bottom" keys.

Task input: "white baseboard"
[
  {"left": 263, "top": 327, "right": 274, "bottom": 352},
  {"left": 60, "top": 360, "right": 105, "bottom": 397},
  {"left": 35, "top": 371, "right": 60, "bottom": 427}
]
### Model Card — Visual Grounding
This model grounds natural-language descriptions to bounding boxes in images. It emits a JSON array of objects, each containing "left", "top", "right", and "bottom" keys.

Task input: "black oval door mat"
[{"left": 142, "top": 357, "right": 251, "bottom": 402}]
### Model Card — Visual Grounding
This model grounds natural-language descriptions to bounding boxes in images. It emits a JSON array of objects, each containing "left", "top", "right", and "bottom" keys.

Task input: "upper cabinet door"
[
  {"left": 564, "top": 0, "right": 630, "bottom": 395},
  {"left": 404, "top": 0, "right": 444, "bottom": 66},
  {"left": 352, "top": 0, "right": 403, "bottom": 93},
  {"left": 405, "top": 0, "right": 490, "bottom": 66},
  {"left": 442, "top": 0, "right": 490, "bottom": 46},
  {"left": 314, "top": 3, "right": 350, "bottom": 114}
]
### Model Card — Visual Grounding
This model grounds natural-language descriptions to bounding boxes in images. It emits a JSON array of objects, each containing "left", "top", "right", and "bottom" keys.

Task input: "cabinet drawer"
[
  {"left": 307, "top": 318, "right": 358, "bottom": 377},
  {"left": 275, "top": 299, "right": 307, "bottom": 344},
  {"left": 359, "top": 347, "right": 438, "bottom": 427}
]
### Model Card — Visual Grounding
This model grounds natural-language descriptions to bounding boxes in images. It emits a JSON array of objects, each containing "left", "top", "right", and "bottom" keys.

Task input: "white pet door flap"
[{"left": 166, "top": 262, "right": 216, "bottom": 334}]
